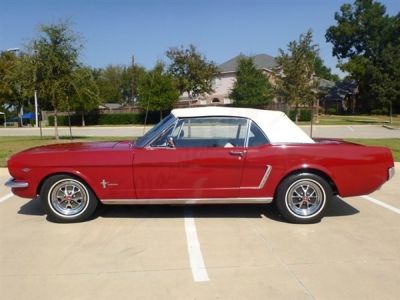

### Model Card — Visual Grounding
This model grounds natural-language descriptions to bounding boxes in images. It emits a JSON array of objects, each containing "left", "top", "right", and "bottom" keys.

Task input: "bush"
[
  {"left": 326, "top": 108, "right": 336, "bottom": 115},
  {"left": 371, "top": 108, "right": 389, "bottom": 115},
  {"left": 47, "top": 112, "right": 161, "bottom": 126},
  {"left": 288, "top": 110, "right": 297, "bottom": 121},
  {"left": 299, "top": 109, "right": 312, "bottom": 122}
]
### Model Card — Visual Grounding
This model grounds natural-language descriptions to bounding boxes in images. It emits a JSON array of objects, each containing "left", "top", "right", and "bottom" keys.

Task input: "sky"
[{"left": 1, "top": 0, "right": 400, "bottom": 78}]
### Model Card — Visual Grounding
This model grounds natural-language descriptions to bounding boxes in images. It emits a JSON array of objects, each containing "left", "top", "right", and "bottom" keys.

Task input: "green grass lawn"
[
  {"left": 1, "top": 135, "right": 399, "bottom": 168},
  {"left": 299, "top": 114, "right": 400, "bottom": 127}
]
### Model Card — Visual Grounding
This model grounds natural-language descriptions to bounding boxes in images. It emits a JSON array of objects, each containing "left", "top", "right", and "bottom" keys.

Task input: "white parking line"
[
  {"left": 347, "top": 126, "right": 354, "bottom": 131},
  {"left": 361, "top": 195, "right": 400, "bottom": 215},
  {"left": 0, "top": 193, "right": 13, "bottom": 203},
  {"left": 184, "top": 207, "right": 210, "bottom": 282}
]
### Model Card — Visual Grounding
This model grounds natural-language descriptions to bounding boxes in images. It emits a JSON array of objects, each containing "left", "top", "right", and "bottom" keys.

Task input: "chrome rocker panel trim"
[{"left": 101, "top": 197, "right": 273, "bottom": 205}]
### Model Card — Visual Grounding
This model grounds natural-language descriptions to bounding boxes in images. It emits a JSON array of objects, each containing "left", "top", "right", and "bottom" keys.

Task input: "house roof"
[
  {"left": 219, "top": 54, "right": 278, "bottom": 73},
  {"left": 323, "top": 81, "right": 358, "bottom": 101},
  {"left": 317, "top": 78, "right": 336, "bottom": 90},
  {"left": 99, "top": 103, "right": 124, "bottom": 109}
]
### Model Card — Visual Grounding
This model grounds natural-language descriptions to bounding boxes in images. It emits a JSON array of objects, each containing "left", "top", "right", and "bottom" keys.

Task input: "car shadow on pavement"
[
  {"left": 93, "top": 196, "right": 359, "bottom": 223},
  {"left": 17, "top": 196, "right": 46, "bottom": 217},
  {"left": 325, "top": 196, "right": 359, "bottom": 218},
  {"left": 91, "top": 202, "right": 281, "bottom": 221},
  {"left": 15, "top": 195, "right": 359, "bottom": 223}
]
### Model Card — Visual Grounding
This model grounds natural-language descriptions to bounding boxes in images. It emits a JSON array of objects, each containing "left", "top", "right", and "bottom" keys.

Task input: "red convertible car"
[{"left": 5, "top": 107, "right": 395, "bottom": 224}]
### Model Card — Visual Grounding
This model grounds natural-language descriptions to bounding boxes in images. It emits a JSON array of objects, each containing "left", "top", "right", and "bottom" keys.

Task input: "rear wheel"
[
  {"left": 275, "top": 173, "right": 332, "bottom": 224},
  {"left": 40, "top": 175, "right": 98, "bottom": 223}
]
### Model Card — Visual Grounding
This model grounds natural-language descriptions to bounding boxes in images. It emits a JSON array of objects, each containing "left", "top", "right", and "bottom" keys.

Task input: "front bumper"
[{"left": 4, "top": 177, "right": 29, "bottom": 188}]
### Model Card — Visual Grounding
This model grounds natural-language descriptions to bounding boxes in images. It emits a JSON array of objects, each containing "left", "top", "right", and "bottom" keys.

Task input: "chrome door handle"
[{"left": 229, "top": 150, "right": 244, "bottom": 157}]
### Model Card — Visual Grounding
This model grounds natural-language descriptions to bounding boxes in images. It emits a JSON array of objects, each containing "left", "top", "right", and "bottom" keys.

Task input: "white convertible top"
[{"left": 171, "top": 106, "right": 315, "bottom": 144}]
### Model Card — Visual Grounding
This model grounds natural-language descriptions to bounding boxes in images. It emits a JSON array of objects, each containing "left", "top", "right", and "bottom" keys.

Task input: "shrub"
[
  {"left": 326, "top": 108, "right": 336, "bottom": 115},
  {"left": 288, "top": 110, "right": 297, "bottom": 121},
  {"left": 47, "top": 112, "right": 162, "bottom": 126},
  {"left": 299, "top": 109, "right": 312, "bottom": 122}
]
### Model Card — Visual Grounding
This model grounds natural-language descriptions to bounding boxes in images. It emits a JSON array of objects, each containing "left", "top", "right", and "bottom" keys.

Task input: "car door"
[
  {"left": 238, "top": 121, "right": 277, "bottom": 199},
  {"left": 133, "top": 117, "right": 248, "bottom": 199}
]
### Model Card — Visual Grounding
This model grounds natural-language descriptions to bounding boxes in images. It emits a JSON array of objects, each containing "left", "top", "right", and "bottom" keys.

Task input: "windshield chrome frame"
[{"left": 134, "top": 114, "right": 177, "bottom": 148}]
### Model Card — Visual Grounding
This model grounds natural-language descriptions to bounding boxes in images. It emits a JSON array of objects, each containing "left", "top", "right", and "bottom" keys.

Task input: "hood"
[{"left": 16, "top": 140, "right": 125, "bottom": 155}]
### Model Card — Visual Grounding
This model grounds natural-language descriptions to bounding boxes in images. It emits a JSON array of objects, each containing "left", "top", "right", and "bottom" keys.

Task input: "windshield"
[{"left": 134, "top": 114, "right": 176, "bottom": 148}]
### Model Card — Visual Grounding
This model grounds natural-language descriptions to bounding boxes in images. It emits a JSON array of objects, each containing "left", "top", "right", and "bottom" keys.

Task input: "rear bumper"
[
  {"left": 388, "top": 167, "right": 395, "bottom": 181},
  {"left": 4, "top": 177, "right": 29, "bottom": 188}
]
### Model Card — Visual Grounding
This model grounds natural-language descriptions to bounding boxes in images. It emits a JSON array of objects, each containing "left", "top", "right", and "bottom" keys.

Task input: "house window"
[
  {"left": 212, "top": 77, "right": 221, "bottom": 85},
  {"left": 200, "top": 99, "right": 207, "bottom": 105},
  {"left": 224, "top": 97, "right": 231, "bottom": 104},
  {"left": 212, "top": 98, "right": 220, "bottom": 104}
]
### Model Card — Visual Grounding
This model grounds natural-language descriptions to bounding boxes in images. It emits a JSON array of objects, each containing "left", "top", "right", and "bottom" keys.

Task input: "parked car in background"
[{"left": 5, "top": 107, "right": 395, "bottom": 224}]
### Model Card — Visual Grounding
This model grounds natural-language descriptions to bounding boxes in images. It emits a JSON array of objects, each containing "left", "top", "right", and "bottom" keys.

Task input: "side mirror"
[{"left": 167, "top": 136, "right": 175, "bottom": 148}]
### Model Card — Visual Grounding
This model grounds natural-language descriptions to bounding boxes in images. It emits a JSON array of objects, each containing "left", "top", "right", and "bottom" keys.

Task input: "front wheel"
[
  {"left": 40, "top": 175, "right": 98, "bottom": 223},
  {"left": 275, "top": 173, "right": 332, "bottom": 224}
]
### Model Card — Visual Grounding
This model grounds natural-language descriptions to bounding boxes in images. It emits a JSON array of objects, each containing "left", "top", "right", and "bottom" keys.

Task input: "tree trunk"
[{"left": 81, "top": 112, "right": 85, "bottom": 127}]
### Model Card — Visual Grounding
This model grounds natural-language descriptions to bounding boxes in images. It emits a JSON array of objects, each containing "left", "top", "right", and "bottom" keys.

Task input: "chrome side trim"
[
  {"left": 258, "top": 165, "right": 272, "bottom": 189},
  {"left": 101, "top": 197, "right": 273, "bottom": 205},
  {"left": 240, "top": 165, "right": 272, "bottom": 190},
  {"left": 388, "top": 167, "right": 395, "bottom": 181},
  {"left": 4, "top": 177, "right": 29, "bottom": 188}
]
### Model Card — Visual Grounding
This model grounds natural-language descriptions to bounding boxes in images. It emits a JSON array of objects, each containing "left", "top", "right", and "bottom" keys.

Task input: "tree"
[
  {"left": 96, "top": 65, "right": 127, "bottom": 104},
  {"left": 325, "top": 0, "right": 400, "bottom": 117},
  {"left": 165, "top": 44, "right": 220, "bottom": 104},
  {"left": 0, "top": 51, "right": 20, "bottom": 124},
  {"left": 228, "top": 55, "right": 274, "bottom": 108},
  {"left": 0, "top": 50, "right": 34, "bottom": 127},
  {"left": 33, "top": 18, "right": 87, "bottom": 139},
  {"left": 314, "top": 56, "right": 340, "bottom": 82},
  {"left": 275, "top": 29, "right": 320, "bottom": 123},
  {"left": 363, "top": 43, "right": 400, "bottom": 122},
  {"left": 60, "top": 66, "right": 100, "bottom": 127},
  {"left": 136, "top": 61, "right": 180, "bottom": 120}
]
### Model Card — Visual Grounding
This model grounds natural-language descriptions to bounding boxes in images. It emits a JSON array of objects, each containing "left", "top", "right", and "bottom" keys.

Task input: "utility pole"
[
  {"left": 131, "top": 55, "right": 135, "bottom": 106},
  {"left": 34, "top": 40, "right": 39, "bottom": 128}
]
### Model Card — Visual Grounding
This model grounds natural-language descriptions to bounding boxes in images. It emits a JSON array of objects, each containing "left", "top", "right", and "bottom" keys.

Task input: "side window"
[
  {"left": 149, "top": 122, "right": 177, "bottom": 147},
  {"left": 248, "top": 122, "right": 269, "bottom": 147},
  {"left": 175, "top": 117, "right": 248, "bottom": 148}
]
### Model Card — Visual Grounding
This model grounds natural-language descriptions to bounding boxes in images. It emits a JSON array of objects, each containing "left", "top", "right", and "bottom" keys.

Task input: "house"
[
  {"left": 176, "top": 54, "right": 358, "bottom": 115},
  {"left": 176, "top": 54, "right": 279, "bottom": 107},
  {"left": 319, "top": 80, "right": 359, "bottom": 114},
  {"left": 98, "top": 103, "right": 125, "bottom": 111}
]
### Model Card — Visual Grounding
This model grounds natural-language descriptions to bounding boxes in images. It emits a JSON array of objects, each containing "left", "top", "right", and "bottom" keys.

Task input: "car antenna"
[{"left": 143, "top": 99, "right": 150, "bottom": 135}]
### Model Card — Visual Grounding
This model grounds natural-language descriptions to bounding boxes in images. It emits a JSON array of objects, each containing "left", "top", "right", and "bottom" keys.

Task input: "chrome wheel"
[
  {"left": 41, "top": 175, "right": 98, "bottom": 223},
  {"left": 276, "top": 173, "right": 332, "bottom": 224},
  {"left": 285, "top": 179, "right": 325, "bottom": 217},
  {"left": 49, "top": 179, "right": 89, "bottom": 216}
]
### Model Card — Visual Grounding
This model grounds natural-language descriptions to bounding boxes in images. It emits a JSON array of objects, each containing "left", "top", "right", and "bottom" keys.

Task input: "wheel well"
[
  {"left": 37, "top": 172, "right": 96, "bottom": 197},
  {"left": 277, "top": 168, "right": 338, "bottom": 196}
]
